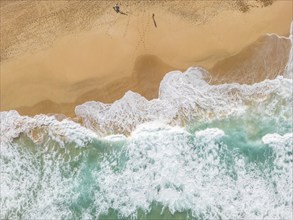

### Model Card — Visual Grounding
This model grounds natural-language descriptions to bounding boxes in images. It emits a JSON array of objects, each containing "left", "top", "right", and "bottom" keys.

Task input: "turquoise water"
[{"left": 1, "top": 111, "right": 292, "bottom": 219}]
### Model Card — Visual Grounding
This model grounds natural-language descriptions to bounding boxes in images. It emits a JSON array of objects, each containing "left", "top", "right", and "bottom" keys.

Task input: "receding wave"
[{"left": 75, "top": 67, "right": 292, "bottom": 136}]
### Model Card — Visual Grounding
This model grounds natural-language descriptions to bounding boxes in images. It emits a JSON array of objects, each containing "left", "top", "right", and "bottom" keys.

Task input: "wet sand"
[{"left": 1, "top": 0, "right": 292, "bottom": 116}]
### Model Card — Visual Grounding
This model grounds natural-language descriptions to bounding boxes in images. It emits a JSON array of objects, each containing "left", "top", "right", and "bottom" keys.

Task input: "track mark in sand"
[
  {"left": 123, "top": 14, "right": 131, "bottom": 38},
  {"left": 139, "top": 10, "right": 151, "bottom": 50},
  {"left": 131, "top": 10, "right": 151, "bottom": 61},
  {"left": 122, "top": 3, "right": 141, "bottom": 38},
  {"left": 131, "top": 14, "right": 143, "bottom": 61},
  {"left": 106, "top": 13, "right": 120, "bottom": 38}
]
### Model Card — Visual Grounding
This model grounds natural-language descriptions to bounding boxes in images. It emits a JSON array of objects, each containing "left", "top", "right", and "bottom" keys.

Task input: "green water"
[{"left": 1, "top": 112, "right": 292, "bottom": 219}]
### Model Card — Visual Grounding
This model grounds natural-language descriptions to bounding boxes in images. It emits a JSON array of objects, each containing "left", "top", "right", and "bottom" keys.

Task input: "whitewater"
[{"left": 1, "top": 23, "right": 292, "bottom": 219}]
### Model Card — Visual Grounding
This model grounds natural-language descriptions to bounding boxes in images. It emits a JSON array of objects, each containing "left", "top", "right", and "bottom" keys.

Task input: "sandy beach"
[{"left": 1, "top": 0, "right": 292, "bottom": 116}]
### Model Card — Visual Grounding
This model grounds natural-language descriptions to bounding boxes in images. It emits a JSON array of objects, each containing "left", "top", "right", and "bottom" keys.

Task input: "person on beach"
[
  {"left": 113, "top": 3, "right": 127, "bottom": 15},
  {"left": 113, "top": 3, "right": 120, "bottom": 13}
]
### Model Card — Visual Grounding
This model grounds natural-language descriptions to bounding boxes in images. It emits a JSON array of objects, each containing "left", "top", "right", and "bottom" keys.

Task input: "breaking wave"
[{"left": 75, "top": 67, "right": 292, "bottom": 135}]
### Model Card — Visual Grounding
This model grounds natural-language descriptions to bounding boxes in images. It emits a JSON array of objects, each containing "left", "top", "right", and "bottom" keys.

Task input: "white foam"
[
  {"left": 195, "top": 128, "right": 225, "bottom": 142},
  {"left": 0, "top": 110, "right": 98, "bottom": 147},
  {"left": 92, "top": 125, "right": 293, "bottom": 219},
  {"left": 1, "top": 121, "right": 292, "bottom": 219},
  {"left": 76, "top": 67, "right": 292, "bottom": 136},
  {"left": 103, "top": 134, "right": 127, "bottom": 142},
  {"left": 75, "top": 91, "right": 178, "bottom": 135},
  {"left": 1, "top": 140, "right": 76, "bottom": 219},
  {"left": 262, "top": 132, "right": 292, "bottom": 145},
  {"left": 284, "top": 21, "right": 293, "bottom": 78}
]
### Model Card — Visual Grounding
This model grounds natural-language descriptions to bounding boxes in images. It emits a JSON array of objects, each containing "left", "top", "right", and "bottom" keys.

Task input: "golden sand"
[{"left": 1, "top": 0, "right": 292, "bottom": 116}]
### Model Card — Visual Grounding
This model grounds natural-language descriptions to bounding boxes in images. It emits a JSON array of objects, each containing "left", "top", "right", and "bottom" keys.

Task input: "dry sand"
[{"left": 1, "top": 0, "right": 292, "bottom": 116}]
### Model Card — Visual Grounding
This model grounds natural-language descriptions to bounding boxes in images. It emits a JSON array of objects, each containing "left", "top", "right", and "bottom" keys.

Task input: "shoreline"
[{"left": 1, "top": 0, "right": 292, "bottom": 117}]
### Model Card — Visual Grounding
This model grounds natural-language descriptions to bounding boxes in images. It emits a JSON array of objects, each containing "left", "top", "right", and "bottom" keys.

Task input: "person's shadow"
[
  {"left": 113, "top": 7, "right": 128, "bottom": 15},
  {"left": 119, "top": 11, "right": 128, "bottom": 16}
]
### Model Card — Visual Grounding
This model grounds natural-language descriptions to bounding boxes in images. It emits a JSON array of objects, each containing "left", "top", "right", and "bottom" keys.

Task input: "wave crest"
[
  {"left": 0, "top": 110, "right": 97, "bottom": 146},
  {"left": 76, "top": 67, "right": 292, "bottom": 135}
]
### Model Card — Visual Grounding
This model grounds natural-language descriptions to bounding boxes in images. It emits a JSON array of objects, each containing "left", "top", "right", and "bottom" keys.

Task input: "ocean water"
[{"left": 1, "top": 24, "right": 292, "bottom": 219}]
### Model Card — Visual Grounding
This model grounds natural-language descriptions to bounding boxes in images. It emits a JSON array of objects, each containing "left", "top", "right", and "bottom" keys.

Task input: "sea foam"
[
  {"left": 76, "top": 67, "right": 292, "bottom": 135},
  {"left": 0, "top": 110, "right": 97, "bottom": 146},
  {"left": 285, "top": 21, "right": 293, "bottom": 78}
]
